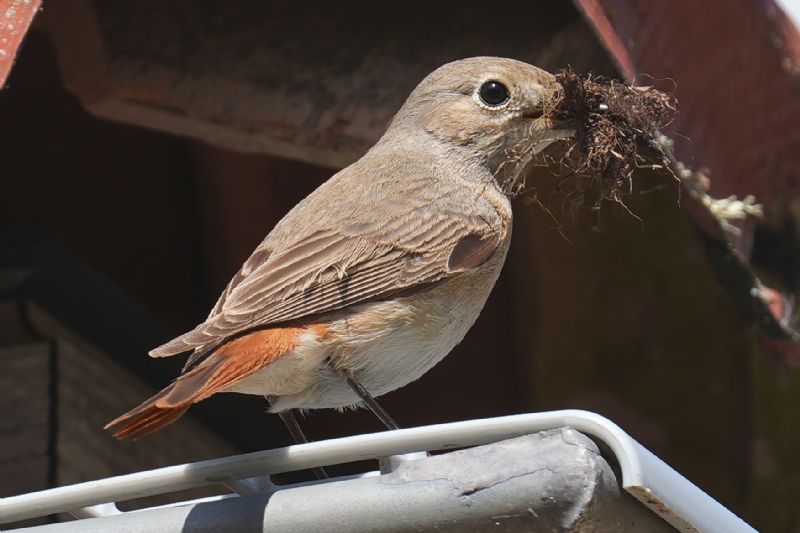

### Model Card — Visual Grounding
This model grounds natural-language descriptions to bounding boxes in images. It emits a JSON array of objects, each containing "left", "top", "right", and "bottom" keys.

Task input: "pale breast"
[{"left": 270, "top": 237, "right": 511, "bottom": 411}]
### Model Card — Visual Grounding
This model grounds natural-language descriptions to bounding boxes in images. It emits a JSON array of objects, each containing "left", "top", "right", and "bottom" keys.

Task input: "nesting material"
[{"left": 546, "top": 68, "right": 678, "bottom": 214}]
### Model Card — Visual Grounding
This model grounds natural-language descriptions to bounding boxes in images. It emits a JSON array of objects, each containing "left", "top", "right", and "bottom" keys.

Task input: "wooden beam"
[{"left": 38, "top": 1, "right": 606, "bottom": 168}]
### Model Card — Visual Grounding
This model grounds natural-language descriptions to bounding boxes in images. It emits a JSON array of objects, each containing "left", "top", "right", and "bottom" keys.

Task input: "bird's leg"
[
  {"left": 328, "top": 363, "right": 401, "bottom": 431},
  {"left": 277, "top": 409, "right": 310, "bottom": 445},
  {"left": 267, "top": 397, "right": 328, "bottom": 479}
]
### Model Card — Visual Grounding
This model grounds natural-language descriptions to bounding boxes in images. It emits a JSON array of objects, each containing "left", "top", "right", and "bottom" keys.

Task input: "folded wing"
[{"left": 151, "top": 173, "right": 504, "bottom": 366}]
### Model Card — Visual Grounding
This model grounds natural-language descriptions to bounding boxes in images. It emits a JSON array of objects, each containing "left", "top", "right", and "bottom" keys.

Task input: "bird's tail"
[
  {"left": 104, "top": 360, "right": 223, "bottom": 440},
  {"left": 104, "top": 392, "right": 191, "bottom": 440},
  {"left": 106, "top": 325, "right": 315, "bottom": 439}
]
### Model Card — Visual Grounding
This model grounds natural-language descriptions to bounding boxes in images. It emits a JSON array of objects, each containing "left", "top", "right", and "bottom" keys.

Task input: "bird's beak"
[{"left": 531, "top": 118, "right": 575, "bottom": 154}]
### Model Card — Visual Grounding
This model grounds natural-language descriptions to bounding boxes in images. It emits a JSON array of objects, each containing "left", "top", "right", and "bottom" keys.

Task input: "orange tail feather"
[
  {"left": 105, "top": 357, "right": 229, "bottom": 440},
  {"left": 105, "top": 399, "right": 190, "bottom": 440},
  {"left": 106, "top": 325, "right": 313, "bottom": 440}
]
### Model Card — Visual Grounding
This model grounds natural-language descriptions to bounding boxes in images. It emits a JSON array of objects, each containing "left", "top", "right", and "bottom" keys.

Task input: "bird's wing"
[{"left": 150, "top": 177, "right": 505, "bottom": 361}]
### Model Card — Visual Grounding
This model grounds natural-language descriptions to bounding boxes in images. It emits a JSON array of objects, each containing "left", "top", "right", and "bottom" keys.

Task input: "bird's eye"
[{"left": 478, "top": 80, "right": 510, "bottom": 107}]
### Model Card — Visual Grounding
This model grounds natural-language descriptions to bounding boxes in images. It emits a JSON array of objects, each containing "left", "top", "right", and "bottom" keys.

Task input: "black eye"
[{"left": 478, "top": 80, "right": 510, "bottom": 107}]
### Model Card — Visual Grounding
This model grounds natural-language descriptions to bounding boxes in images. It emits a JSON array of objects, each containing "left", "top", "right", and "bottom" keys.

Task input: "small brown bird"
[{"left": 106, "top": 57, "right": 571, "bottom": 440}]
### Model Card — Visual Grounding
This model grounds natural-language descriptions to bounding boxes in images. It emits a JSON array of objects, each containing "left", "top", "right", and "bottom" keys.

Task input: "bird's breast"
[{"left": 281, "top": 236, "right": 511, "bottom": 410}]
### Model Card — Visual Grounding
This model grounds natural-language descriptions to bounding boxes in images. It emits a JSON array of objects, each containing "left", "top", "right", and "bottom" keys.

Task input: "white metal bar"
[
  {"left": 0, "top": 410, "right": 756, "bottom": 532},
  {"left": 68, "top": 502, "right": 121, "bottom": 519},
  {"left": 10, "top": 429, "right": 673, "bottom": 533}
]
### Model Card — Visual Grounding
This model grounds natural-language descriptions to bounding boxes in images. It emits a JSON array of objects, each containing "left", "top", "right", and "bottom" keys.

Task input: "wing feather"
[{"left": 150, "top": 168, "right": 508, "bottom": 360}]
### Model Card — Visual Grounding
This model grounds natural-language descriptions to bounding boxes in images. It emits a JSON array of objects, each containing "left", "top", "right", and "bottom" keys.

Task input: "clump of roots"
[{"left": 546, "top": 68, "right": 678, "bottom": 218}]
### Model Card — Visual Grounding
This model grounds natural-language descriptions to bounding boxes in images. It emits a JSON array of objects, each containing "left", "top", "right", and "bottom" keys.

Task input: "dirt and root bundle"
[{"left": 540, "top": 68, "right": 678, "bottom": 218}]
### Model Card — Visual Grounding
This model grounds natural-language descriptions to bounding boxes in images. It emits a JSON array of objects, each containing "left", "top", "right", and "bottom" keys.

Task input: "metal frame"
[{"left": 0, "top": 410, "right": 756, "bottom": 532}]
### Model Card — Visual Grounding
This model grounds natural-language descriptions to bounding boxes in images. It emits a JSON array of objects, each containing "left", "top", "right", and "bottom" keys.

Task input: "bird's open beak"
[
  {"left": 502, "top": 117, "right": 576, "bottom": 195},
  {"left": 531, "top": 119, "right": 575, "bottom": 155}
]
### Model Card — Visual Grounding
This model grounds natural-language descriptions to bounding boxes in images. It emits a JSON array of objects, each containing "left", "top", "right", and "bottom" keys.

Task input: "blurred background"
[{"left": 2, "top": 1, "right": 800, "bottom": 530}]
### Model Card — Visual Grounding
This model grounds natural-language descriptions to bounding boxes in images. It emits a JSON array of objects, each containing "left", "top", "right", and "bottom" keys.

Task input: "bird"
[{"left": 106, "top": 56, "right": 572, "bottom": 440}]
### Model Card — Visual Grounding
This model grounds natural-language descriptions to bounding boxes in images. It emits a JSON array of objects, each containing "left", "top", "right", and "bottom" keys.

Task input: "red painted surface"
[
  {"left": 574, "top": 0, "right": 635, "bottom": 80},
  {"left": 579, "top": 0, "right": 800, "bottom": 208},
  {"left": 579, "top": 0, "right": 800, "bottom": 363},
  {"left": 0, "top": 0, "right": 41, "bottom": 88}
]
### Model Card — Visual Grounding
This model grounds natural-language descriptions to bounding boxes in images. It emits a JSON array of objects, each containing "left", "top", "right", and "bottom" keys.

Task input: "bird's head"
[{"left": 386, "top": 56, "right": 573, "bottom": 193}]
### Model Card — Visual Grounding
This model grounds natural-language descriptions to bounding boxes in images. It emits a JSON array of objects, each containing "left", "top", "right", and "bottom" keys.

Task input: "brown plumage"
[{"left": 107, "top": 57, "right": 573, "bottom": 439}]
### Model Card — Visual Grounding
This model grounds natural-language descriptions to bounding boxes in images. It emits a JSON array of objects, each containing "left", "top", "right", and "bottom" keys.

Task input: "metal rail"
[
  {"left": 0, "top": 410, "right": 757, "bottom": 532},
  {"left": 9, "top": 429, "right": 674, "bottom": 532}
]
